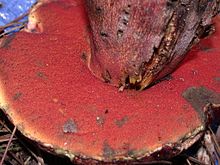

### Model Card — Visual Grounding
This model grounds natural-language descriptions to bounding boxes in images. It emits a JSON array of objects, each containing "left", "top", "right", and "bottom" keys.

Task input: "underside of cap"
[{"left": 0, "top": 0, "right": 219, "bottom": 163}]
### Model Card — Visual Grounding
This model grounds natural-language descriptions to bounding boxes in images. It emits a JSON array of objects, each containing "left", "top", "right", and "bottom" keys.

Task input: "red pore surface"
[{"left": 0, "top": 0, "right": 219, "bottom": 162}]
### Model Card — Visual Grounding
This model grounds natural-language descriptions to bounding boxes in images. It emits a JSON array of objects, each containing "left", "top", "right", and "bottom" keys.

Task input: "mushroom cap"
[{"left": 0, "top": 0, "right": 219, "bottom": 163}]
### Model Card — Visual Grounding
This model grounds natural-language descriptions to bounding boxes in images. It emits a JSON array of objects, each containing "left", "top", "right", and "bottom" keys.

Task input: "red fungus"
[{"left": 0, "top": 0, "right": 219, "bottom": 163}]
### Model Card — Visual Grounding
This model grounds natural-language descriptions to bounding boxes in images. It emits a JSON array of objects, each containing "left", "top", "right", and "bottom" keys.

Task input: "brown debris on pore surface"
[{"left": 86, "top": 0, "right": 220, "bottom": 90}]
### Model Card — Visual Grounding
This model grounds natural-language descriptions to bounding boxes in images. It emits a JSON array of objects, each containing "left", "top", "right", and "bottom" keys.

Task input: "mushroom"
[{"left": 0, "top": 0, "right": 219, "bottom": 164}]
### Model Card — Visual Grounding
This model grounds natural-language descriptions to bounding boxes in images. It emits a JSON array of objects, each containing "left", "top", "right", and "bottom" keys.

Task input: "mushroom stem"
[{"left": 86, "top": 0, "right": 220, "bottom": 90}]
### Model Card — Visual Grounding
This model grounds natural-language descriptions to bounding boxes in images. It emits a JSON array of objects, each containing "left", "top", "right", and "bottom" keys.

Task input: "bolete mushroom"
[{"left": 0, "top": 0, "right": 219, "bottom": 164}]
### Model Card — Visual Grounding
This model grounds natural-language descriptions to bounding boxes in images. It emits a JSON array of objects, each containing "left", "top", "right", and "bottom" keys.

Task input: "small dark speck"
[
  {"left": 156, "top": 74, "right": 173, "bottom": 83},
  {"left": 102, "top": 70, "right": 111, "bottom": 83},
  {"left": 63, "top": 119, "right": 78, "bottom": 133},
  {"left": 103, "top": 141, "right": 115, "bottom": 159},
  {"left": 96, "top": 7, "right": 102, "bottom": 14},
  {"left": 36, "top": 72, "right": 47, "bottom": 79},
  {"left": 182, "top": 104, "right": 189, "bottom": 110},
  {"left": 0, "top": 3, "right": 3, "bottom": 8},
  {"left": 117, "top": 29, "right": 124, "bottom": 38},
  {"left": 105, "top": 109, "right": 109, "bottom": 114},
  {"left": 100, "top": 31, "right": 108, "bottom": 37},
  {"left": 158, "top": 136, "right": 162, "bottom": 142},
  {"left": 163, "top": 74, "right": 173, "bottom": 81},
  {"left": 115, "top": 116, "right": 128, "bottom": 128},
  {"left": 81, "top": 52, "right": 87, "bottom": 61},
  {"left": 166, "top": 0, "right": 177, "bottom": 8},
  {"left": 214, "top": 77, "right": 220, "bottom": 82},
  {"left": 200, "top": 45, "right": 213, "bottom": 52},
  {"left": 13, "top": 92, "right": 22, "bottom": 101},
  {"left": 127, "top": 150, "right": 135, "bottom": 157}
]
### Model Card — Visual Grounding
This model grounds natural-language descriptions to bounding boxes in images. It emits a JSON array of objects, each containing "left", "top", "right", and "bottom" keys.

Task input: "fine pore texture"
[
  {"left": 0, "top": 0, "right": 220, "bottom": 163},
  {"left": 86, "top": 0, "right": 220, "bottom": 90}
]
